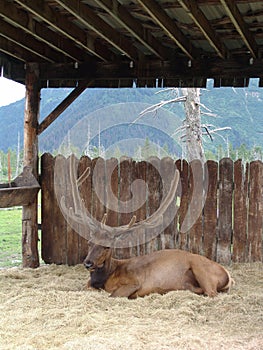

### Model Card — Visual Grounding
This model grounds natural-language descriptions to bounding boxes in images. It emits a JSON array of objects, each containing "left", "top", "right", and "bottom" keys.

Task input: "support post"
[{"left": 22, "top": 63, "right": 40, "bottom": 268}]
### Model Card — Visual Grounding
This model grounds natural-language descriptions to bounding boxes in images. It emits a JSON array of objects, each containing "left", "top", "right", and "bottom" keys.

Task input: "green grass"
[{"left": 0, "top": 208, "right": 22, "bottom": 268}]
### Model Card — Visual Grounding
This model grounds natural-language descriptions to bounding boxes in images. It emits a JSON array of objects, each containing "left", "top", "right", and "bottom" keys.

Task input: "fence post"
[
  {"left": 22, "top": 63, "right": 40, "bottom": 268},
  {"left": 217, "top": 158, "right": 233, "bottom": 264}
]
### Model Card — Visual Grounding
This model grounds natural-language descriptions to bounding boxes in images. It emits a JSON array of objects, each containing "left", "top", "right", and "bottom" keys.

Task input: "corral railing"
[{"left": 40, "top": 154, "right": 263, "bottom": 265}]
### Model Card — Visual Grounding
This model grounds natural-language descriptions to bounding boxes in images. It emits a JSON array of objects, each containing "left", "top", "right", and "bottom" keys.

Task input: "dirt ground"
[{"left": 0, "top": 262, "right": 262, "bottom": 350}]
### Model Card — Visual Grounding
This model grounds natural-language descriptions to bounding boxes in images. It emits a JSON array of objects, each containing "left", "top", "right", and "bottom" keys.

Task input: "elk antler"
[
  {"left": 57, "top": 156, "right": 180, "bottom": 248},
  {"left": 88, "top": 168, "right": 180, "bottom": 247}
]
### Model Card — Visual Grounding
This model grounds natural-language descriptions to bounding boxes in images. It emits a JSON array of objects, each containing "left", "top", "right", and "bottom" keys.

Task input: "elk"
[
  {"left": 84, "top": 233, "right": 233, "bottom": 298},
  {"left": 57, "top": 158, "right": 233, "bottom": 298}
]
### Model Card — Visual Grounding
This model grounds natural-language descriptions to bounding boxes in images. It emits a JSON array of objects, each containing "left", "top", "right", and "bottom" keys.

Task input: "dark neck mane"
[
  {"left": 89, "top": 253, "right": 121, "bottom": 289},
  {"left": 90, "top": 264, "right": 109, "bottom": 289}
]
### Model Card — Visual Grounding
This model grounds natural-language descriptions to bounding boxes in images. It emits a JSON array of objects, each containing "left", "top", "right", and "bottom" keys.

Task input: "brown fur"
[{"left": 84, "top": 245, "right": 234, "bottom": 298}]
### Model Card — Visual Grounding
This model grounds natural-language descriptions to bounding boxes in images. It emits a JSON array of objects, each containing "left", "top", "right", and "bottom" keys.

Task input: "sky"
[{"left": 0, "top": 77, "right": 25, "bottom": 107}]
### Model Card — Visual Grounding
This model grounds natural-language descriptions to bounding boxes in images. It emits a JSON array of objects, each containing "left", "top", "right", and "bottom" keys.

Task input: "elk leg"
[
  {"left": 185, "top": 283, "right": 204, "bottom": 295},
  {"left": 183, "top": 269, "right": 204, "bottom": 295},
  {"left": 110, "top": 284, "right": 140, "bottom": 298},
  {"left": 190, "top": 265, "right": 218, "bottom": 297}
]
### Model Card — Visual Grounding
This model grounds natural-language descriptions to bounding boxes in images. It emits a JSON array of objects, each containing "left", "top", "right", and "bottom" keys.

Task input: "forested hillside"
[{"left": 0, "top": 81, "right": 262, "bottom": 159}]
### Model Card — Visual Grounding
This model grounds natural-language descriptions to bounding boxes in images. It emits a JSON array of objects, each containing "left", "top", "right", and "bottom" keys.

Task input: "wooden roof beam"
[
  {"left": 178, "top": 0, "right": 227, "bottom": 59},
  {"left": 53, "top": 0, "right": 138, "bottom": 60},
  {"left": 0, "top": 36, "right": 45, "bottom": 63},
  {"left": 220, "top": 0, "right": 258, "bottom": 58},
  {"left": 0, "top": 19, "right": 62, "bottom": 63},
  {"left": 93, "top": 0, "right": 169, "bottom": 59},
  {"left": 0, "top": 0, "right": 87, "bottom": 62},
  {"left": 15, "top": 0, "right": 112, "bottom": 61},
  {"left": 137, "top": 0, "right": 195, "bottom": 59}
]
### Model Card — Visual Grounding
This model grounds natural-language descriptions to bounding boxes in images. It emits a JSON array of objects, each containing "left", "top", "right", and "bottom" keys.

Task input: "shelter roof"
[{"left": 0, "top": 0, "right": 263, "bottom": 87}]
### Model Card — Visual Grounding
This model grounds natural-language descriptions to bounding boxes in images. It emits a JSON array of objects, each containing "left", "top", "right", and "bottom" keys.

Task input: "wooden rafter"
[
  {"left": 0, "top": 18, "right": 60, "bottom": 63},
  {"left": 92, "top": 0, "right": 169, "bottom": 59},
  {"left": 54, "top": 0, "right": 139, "bottom": 60},
  {"left": 220, "top": 0, "right": 258, "bottom": 58},
  {"left": 0, "top": 0, "right": 86, "bottom": 62},
  {"left": 15, "top": 0, "right": 112, "bottom": 61},
  {"left": 0, "top": 36, "right": 44, "bottom": 63},
  {"left": 137, "top": 0, "right": 196, "bottom": 59},
  {"left": 178, "top": 0, "right": 227, "bottom": 59}
]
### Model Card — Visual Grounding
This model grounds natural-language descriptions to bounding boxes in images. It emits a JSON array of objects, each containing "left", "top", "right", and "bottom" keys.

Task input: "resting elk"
[
  {"left": 81, "top": 169, "right": 233, "bottom": 298},
  {"left": 84, "top": 239, "right": 233, "bottom": 298},
  {"left": 60, "top": 161, "right": 233, "bottom": 298}
]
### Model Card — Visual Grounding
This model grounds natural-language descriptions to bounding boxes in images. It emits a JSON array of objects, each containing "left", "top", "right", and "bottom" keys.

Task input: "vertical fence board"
[
  {"left": 91, "top": 157, "right": 106, "bottom": 223},
  {"left": 178, "top": 159, "right": 189, "bottom": 250},
  {"left": 233, "top": 160, "right": 249, "bottom": 262},
  {"left": 117, "top": 157, "right": 133, "bottom": 258},
  {"left": 78, "top": 156, "right": 92, "bottom": 263},
  {"left": 41, "top": 153, "right": 54, "bottom": 264},
  {"left": 174, "top": 159, "right": 181, "bottom": 248},
  {"left": 66, "top": 155, "right": 80, "bottom": 266},
  {"left": 52, "top": 155, "right": 67, "bottom": 264},
  {"left": 105, "top": 158, "right": 119, "bottom": 227},
  {"left": 160, "top": 157, "right": 177, "bottom": 249},
  {"left": 146, "top": 157, "right": 162, "bottom": 253},
  {"left": 188, "top": 159, "right": 204, "bottom": 255},
  {"left": 217, "top": 158, "right": 233, "bottom": 264},
  {"left": 119, "top": 158, "right": 133, "bottom": 226},
  {"left": 203, "top": 160, "right": 218, "bottom": 261},
  {"left": 247, "top": 161, "right": 263, "bottom": 262},
  {"left": 133, "top": 161, "right": 147, "bottom": 255}
]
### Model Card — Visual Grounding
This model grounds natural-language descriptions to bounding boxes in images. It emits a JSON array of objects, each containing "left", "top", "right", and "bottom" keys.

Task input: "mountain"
[{"left": 0, "top": 81, "right": 262, "bottom": 157}]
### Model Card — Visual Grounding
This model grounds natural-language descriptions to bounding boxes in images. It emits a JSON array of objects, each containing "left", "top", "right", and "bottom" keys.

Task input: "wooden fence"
[{"left": 40, "top": 153, "right": 263, "bottom": 265}]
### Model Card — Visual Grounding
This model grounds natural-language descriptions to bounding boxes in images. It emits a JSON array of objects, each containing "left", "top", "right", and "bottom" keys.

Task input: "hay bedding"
[{"left": 0, "top": 263, "right": 262, "bottom": 350}]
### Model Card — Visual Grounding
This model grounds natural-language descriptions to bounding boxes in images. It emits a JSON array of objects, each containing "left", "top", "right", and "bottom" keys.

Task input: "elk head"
[{"left": 83, "top": 244, "right": 111, "bottom": 271}]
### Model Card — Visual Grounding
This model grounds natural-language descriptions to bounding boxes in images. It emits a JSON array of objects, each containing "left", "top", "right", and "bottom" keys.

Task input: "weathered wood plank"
[
  {"left": 177, "top": 159, "right": 189, "bottom": 250},
  {"left": 174, "top": 159, "right": 181, "bottom": 248},
  {"left": 52, "top": 154, "right": 68, "bottom": 264},
  {"left": 91, "top": 157, "right": 106, "bottom": 222},
  {"left": 66, "top": 155, "right": 80, "bottom": 266},
  {"left": 233, "top": 160, "right": 248, "bottom": 262},
  {"left": 105, "top": 158, "right": 119, "bottom": 228},
  {"left": 41, "top": 153, "right": 54, "bottom": 264},
  {"left": 116, "top": 157, "right": 133, "bottom": 258},
  {"left": 146, "top": 157, "right": 161, "bottom": 253},
  {"left": 133, "top": 160, "right": 147, "bottom": 255},
  {"left": 247, "top": 160, "right": 263, "bottom": 262},
  {"left": 78, "top": 155, "right": 92, "bottom": 263},
  {"left": 0, "top": 167, "right": 40, "bottom": 208},
  {"left": 203, "top": 160, "right": 218, "bottom": 261},
  {"left": 217, "top": 158, "right": 233, "bottom": 264},
  {"left": 188, "top": 159, "right": 204, "bottom": 255},
  {"left": 160, "top": 157, "right": 177, "bottom": 249},
  {"left": 42, "top": 154, "right": 67, "bottom": 264}
]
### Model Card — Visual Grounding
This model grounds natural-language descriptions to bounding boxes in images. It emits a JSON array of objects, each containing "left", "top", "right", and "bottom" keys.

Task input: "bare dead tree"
[
  {"left": 135, "top": 87, "right": 231, "bottom": 161},
  {"left": 180, "top": 88, "right": 204, "bottom": 162}
]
